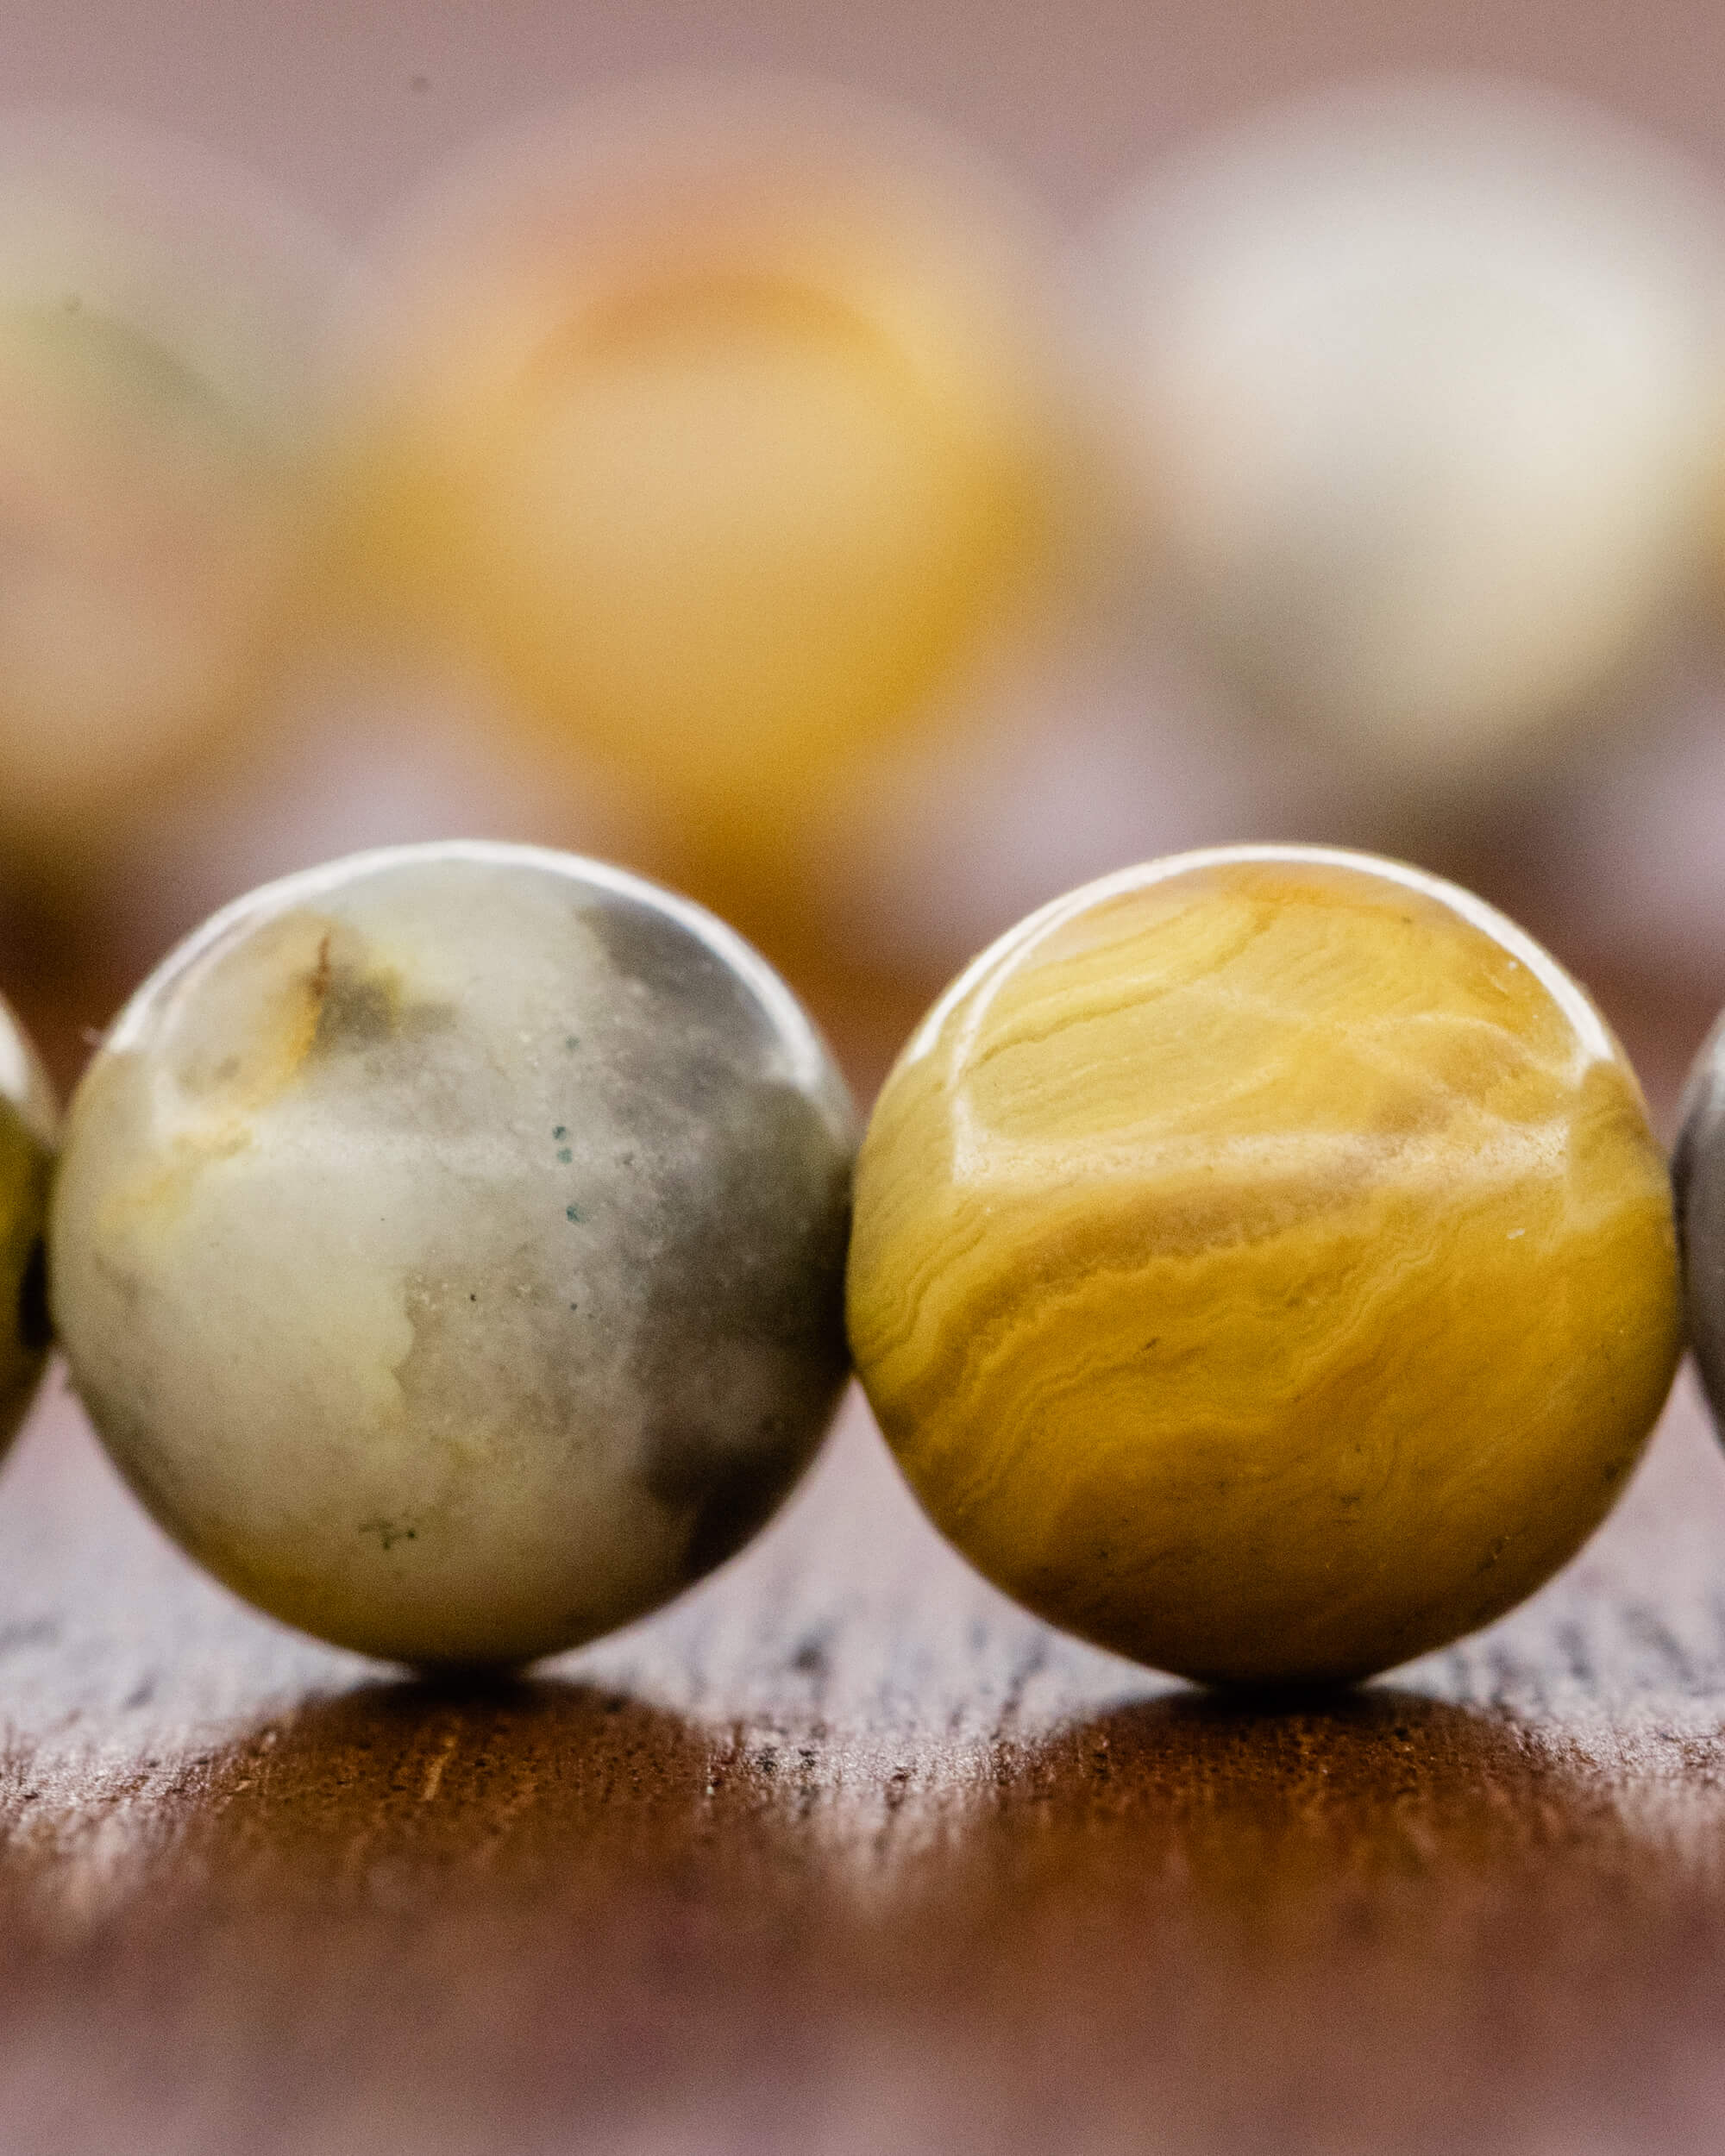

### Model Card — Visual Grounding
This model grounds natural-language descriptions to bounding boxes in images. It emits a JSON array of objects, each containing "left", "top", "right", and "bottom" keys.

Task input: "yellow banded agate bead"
[{"left": 846, "top": 844, "right": 1682, "bottom": 1686}]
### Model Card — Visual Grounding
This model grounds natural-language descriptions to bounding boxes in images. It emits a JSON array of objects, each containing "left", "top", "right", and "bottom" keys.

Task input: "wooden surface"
[{"left": 2, "top": 985, "right": 1724, "bottom": 2155}]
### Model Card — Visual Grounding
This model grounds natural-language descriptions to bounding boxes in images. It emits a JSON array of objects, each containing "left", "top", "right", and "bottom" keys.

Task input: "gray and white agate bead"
[
  {"left": 50, "top": 843, "right": 856, "bottom": 1665},
  {"left": 1677, "top": 1020, "right": 1725, "bottom": 1432}
]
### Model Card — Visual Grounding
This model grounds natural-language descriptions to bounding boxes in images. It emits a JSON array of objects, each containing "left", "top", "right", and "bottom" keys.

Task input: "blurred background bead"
[
  {"left": 0, "top": 111, "right": 348, "bottom": 903},
  {"left": 50, "top": 843, "right": 856, "bottom": 1667},
  {"left": 324, "top": 79, "right": 1092, "bottom": 963},
  {"left": 1088, "top": 78, "right": 1725, "bottom": 819},
  {"left": 848, "top": 846, "right": 1682, "bottom": 1687}
]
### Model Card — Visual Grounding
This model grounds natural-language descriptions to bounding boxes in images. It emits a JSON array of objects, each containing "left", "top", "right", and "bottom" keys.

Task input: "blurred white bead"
[{"left": 1090, "top": 78, "right": 1725, "bottom": 801}]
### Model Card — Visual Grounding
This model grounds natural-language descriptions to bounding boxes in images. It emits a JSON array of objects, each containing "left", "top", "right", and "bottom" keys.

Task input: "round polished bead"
[
  {"left": 51, "top": 843, "right": 856, "bottom": 1666},
  {"left": 848, "top": 845, "right": 1681, "bottom": 1686}
]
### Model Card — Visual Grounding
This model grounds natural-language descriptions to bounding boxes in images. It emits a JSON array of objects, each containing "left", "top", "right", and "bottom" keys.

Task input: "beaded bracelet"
[{"left": 0, "top": 835, "right": 1709, "bottom": 1694}]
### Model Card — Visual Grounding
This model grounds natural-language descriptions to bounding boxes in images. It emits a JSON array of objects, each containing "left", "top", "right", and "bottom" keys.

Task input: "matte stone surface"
[
  {"left": 49, "top": 842, "right": 856, "bottom": 1665},
  {"left": 850, "top": 844, "right": 1683, "bottom": 1685}
]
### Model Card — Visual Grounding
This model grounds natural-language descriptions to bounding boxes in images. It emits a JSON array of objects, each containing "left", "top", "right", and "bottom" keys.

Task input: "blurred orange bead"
[{"left": 329, "top": 81, "right": 1088, "bottom": 893}]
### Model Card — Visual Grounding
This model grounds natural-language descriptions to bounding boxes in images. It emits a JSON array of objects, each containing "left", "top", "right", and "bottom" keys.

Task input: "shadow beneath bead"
[
  {"left": 976, "top": 1684, "right": 1637, "bottom": 1935},
  {"left": 171, "top": 1671, "right": 730, "bottom": 1907},
  {"left": 897, "top": 1683, "right": 1725, "bottom": 2153},
  {"left": 0, "top": 1673, "right": 1721, "bottom": 2155},
  {"left": 0, "top": 1672, "right": 856, "bottom": 2150}
]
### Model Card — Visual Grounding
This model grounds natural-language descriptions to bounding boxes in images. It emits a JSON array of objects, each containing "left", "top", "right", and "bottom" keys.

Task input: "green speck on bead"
[
  {"left": 552, "top": 1126, "right": 567, "bottom": 1140},
  {"left": 563, "top": 1036, "right": 579, "bottom": 1052},
  {"left": 566, "top": 1204, "right": 583, "bottom": 1223},
  {"left": 557, "top": 1147, "right": 573, "bottom": 1163}
]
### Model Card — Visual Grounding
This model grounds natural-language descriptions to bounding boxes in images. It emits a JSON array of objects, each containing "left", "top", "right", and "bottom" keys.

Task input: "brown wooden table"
[{"left": 1, "top": 968, "right": 1722, "bottom": 2156}]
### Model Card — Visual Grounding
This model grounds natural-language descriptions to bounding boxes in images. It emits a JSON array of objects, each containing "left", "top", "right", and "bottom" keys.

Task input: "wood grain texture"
[{"left": 0, "top": 984, "right": 1723, "bottom": 2154}]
